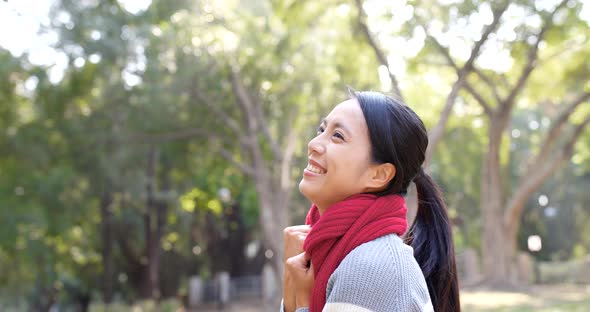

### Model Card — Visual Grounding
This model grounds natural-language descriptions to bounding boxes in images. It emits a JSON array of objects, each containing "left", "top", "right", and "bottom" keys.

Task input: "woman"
[{"left": 282, "top": 91, "right": 460, "bottom": 312}]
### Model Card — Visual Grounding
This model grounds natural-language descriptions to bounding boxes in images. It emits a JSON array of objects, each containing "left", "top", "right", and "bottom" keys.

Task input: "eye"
[
  {"left": 333, "top": 132, "right": 344, "bottom": 140},
  {"left": 316, "top": 126, "right": 325, "bottom": 134}
]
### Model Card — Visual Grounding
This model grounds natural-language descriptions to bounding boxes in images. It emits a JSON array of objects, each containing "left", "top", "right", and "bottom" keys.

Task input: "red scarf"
[{"left": 303, "top": 193, "right": 408, "bottom": 312}]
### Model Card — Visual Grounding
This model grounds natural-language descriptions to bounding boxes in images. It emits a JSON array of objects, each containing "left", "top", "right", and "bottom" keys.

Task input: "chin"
[{"left": 298, "top": 179, "right": 315, "bottom": 203}]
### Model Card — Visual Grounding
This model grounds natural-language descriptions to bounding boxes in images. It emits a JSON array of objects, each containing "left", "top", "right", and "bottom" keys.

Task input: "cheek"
[{"left": 331, "top": 151, "right": 370, "bottom": 183}]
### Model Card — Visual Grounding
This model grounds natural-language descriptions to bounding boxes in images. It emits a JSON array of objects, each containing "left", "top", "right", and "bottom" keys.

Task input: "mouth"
[{"left": 304, "top": 160, "right": 327, "bottom": 175}]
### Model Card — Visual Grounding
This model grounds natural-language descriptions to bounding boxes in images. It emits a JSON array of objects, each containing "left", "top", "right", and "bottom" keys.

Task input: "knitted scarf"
[{"left": 303, "top": 193, "right": 408, "bottom": 312}]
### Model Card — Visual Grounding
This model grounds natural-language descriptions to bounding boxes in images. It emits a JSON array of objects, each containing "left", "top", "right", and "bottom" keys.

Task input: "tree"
[
  {"left": 455, "top": 2, "right": 588, "bottom": 285},
  {"left": 353, "top": 0, "right": 510, "bottom": 219},
  {"left": 352, "top": 0, "right": 590, "bottom": 285},
  {"left": 147, "top": 0, "right": 386, "bottom": 287}
]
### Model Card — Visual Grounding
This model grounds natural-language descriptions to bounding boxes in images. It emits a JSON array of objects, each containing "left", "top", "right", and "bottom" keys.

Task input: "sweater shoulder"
[
  {"left": 328, "top": 234, "right": 420, "bottom": 292},
  {"left": 341, "top": 234, "right": 415, "bottom": 266},
  {"left": 325, "top": 234, "right": 433, "bottom": 312},
  {"left": 337, "top": 234, "right": 417, "bottom": 272}
]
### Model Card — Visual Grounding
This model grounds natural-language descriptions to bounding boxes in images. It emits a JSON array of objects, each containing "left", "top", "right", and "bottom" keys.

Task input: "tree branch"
[
  {"left": 473, "top": 67, "right": 502, "bottom": 103},
  {"left": 189, "top": 79, "right": 243, "bottom": 137},
  {"left": 427, "top": 1, "right": 508, "bottom": 74},
  {"left": 424, "top": 79, "right": 464, "bottom": 168},
  {"left": 218, "top": 147, "right": 256, "bottom": 177},
  {"left": 280, "top": 123, "right": 297, "bottom": 191},
  {"left": 463, "top": 80, "right": 494, "bottom": 116},
  {"left": 423, "top": 3, "right": 508, "bottom": 167},
  {"left": 542, "top": 92, "right": 590, "bottom": 150},
  {"left": 125, "top": 128, "right": 214, "bottom": 144},
  {"left": 354, "top": 0, "right": 404, "bottom": 100},
  {"left": 229, "top": 65, "right": 259, "bottom": 134},
  {"left": 501, "top": 0, "right": 568, "bottom": 114},
  {"left": 504, "top": 113, "right": 590, "bottom": 232},
  {"left": 526, "top": 92, "right": 590, "bottom": 171},
  {"left": 229, "top": 65, "right": 283, "bottom": 162},
  {"left": 124, "top": 128, "right": 257, "bottom": 176}
]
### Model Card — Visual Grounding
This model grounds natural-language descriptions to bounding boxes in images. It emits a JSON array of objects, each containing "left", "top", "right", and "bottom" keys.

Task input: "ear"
[{"left": 365, "top": 163, "right": 396, "bottom": 191}]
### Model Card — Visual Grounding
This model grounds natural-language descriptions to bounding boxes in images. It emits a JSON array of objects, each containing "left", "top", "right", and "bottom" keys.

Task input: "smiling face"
[{"left": 299, "top": 99, "right": 394, "bottom": 213}]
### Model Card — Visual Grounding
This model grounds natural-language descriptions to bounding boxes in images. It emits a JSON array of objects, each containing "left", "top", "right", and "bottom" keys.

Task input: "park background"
[{"left": 1, "top": 0, "right": 590, "bottom": 311}]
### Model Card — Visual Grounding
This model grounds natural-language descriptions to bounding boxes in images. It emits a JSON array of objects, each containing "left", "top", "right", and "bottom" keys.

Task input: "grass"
[
  {"left": 460, "top": 284, "right": 590, "bottom": 311},
  {"left": 211, "top": 284, "right": 590, "bottom": 311},
  {"left": 28, "top": 284, "right": 589, "bottom": 312}
]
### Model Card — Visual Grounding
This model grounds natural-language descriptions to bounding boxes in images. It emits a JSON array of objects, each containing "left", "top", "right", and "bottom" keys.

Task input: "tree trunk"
[
  {"left": 254, "top": 178, "right": 289, "bottom": 291},
  {"left": 481, "top": 119, "right": 512, "bottom": 286},
  {"left": 99, "top": 187, "right": 114, "bottom": 303},
  {"left": 140, "top": 146, "right": 163, "bottom": 300},
  {"left": 228, "top": 202, "right": 248, "bottom": 276}
]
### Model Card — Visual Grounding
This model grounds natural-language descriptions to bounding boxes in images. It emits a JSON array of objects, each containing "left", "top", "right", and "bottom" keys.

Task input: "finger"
[
  {"left": 301, "top": 254, "right": 314, "bottom": 279},
  {"left": 284, "top": 225, "right": 310, "bottom": 232},
  {"left": 299, "top": 225, "right": 311, "bottom": 233},
  {"left": 287, "top": 233, "right": 308, "bottom": 240},
  {"left": 284, "top": 225, "right": 311, "bottom": 235},
  {"left": 285, "top": 234, "right": 308, "bottom": 248},
  {"left": 291, "top": 225, "right": 311, "bottom": 231},
  {"left": 287, "top": 230, "right": 310, "bottom": 240},
  {"left": 285, "top": 233, "right": 307, "bottom": 242},
  {"left": 286, "top": 252, "right": 309, "bottom": 271},
  {"left": 285, "top": 235, "right": 307, "bottom": 250},
  {"left": 302, "top": 252, "right": 312, "bottom": 269}
]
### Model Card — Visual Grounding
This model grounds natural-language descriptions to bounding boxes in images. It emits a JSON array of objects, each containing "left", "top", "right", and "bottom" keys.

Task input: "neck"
[
  {"left": 314, "top": 195, "right": 354, "bottom": 216},
  {"left": 315, "top": 196, "right": 360, "bottom": 216},
  {"left": 316, "top": 204, "right": 327, "bottom": 216}
]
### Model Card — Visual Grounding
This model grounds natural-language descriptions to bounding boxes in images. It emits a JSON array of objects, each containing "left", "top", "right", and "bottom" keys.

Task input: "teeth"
[{"left": 306, "top": 163, "right": 326, "bottom": 174}]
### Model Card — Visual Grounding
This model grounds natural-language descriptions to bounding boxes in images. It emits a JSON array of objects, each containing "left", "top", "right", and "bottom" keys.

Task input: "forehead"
[{"left": 325, "top": 99, "right": 365, "bottom": 127}]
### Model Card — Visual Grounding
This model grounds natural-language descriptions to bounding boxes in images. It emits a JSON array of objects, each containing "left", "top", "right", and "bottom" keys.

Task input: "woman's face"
[{"left": 299, "top": 99, "right": 376, "bottom": 212}]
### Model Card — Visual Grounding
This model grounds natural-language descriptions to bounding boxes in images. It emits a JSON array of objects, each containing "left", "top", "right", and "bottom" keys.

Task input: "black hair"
[{"left": 353, "top": 91, "right": 460, "bottom": 312}]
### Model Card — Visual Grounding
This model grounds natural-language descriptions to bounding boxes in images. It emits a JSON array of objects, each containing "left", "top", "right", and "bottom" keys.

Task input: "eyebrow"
[{"left": 320, "top": 118, "right": 351, "bottom": 136}]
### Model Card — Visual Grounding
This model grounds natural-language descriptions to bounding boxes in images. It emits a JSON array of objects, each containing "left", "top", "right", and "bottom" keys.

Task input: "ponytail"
[
  {"left": 353, "top": 91, "right": 460, "bottom": 311},
  {"left": 405, "top": 169, "right": 460, "bottom": 312}
]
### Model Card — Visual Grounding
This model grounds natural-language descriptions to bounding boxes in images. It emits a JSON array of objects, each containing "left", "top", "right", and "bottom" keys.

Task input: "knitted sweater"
[{"left": 282, "top": 234, "right": 433, "bottom": 312}]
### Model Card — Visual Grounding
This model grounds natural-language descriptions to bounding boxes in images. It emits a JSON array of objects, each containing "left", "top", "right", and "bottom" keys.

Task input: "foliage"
[{"left": 0, "top": 0, "right": 589, "bottom": 308}]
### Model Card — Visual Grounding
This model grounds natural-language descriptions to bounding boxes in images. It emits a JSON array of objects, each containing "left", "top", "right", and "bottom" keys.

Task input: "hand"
[
  {"left": 283, "top": 225, "right": 311, "bottom": 312},
  {"left": 286, "top": 252, "right": 314, "bottom": 309},
  {"left": 283, "top": 225, "right": 311, "bottom": 261}
]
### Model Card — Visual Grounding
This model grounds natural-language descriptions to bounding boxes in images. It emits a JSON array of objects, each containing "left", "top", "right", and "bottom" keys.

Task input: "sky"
[
  {"left": 0, "top": 0, "right": 153, "bottom": 58},
  {"left": 0, "top": 0, "right": 55, "bottom": 59},
  {"left": 0, "top": 0, "right": 152, "bottom": 84},
  {"left": 0, "top": 0, "right": 588, "bottom": 86}
]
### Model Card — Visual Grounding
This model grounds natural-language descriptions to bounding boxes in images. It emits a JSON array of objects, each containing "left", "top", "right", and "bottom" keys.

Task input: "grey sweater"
[{"left": 283, "top": 234, "right": 433, "bottom": 312}]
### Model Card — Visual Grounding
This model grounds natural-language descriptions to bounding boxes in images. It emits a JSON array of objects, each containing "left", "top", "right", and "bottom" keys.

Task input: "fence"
[
  {"left": 455, "top": 248, "right": 590, "bottom": 286},
  {"left": 200, "top": 275, "right": 262, "bottom": 303},
  {"left": 538, "top": 256, "right": 590, "bottom": 284}
]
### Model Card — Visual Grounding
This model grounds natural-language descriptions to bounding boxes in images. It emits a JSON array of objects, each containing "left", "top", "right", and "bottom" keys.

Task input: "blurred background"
[{"left": 1, "top": 0, "right": 589, "bottom": 311}]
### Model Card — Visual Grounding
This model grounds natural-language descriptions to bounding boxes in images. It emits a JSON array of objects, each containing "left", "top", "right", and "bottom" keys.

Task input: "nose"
[{"left": 308, "top": 134, "right": 325, "bottom": 156}]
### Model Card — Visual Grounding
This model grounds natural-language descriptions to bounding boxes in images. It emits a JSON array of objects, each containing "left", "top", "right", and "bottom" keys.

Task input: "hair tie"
[{"left": 414, "top": 167, "right": 426, "bottom": 182}]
